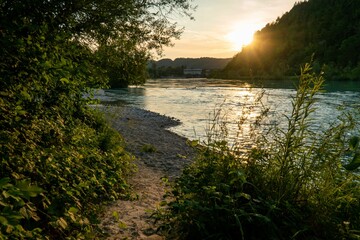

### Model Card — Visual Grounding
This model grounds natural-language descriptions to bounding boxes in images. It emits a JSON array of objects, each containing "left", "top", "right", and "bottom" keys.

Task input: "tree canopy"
[
  {"left": 1, "top": 0, "right": 194, "bottom": 87},
  {"left": 221, "top": 0, "right": 360, "bottom": 80}
]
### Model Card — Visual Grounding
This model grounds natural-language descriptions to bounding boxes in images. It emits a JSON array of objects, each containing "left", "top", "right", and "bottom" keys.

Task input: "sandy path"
[{"left": 98, "top": 106, "right": 196, "bottom": 239}]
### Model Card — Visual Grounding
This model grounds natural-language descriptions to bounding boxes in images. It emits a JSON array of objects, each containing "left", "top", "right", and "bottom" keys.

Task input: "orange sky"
[{"left": 161, "top": 0, "right": 299, "bottom": 59}]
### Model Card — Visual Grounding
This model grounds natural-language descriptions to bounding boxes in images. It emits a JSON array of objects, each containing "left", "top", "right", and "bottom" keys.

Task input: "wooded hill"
[
  {"left": 148, "top": 57, "right": 231, "bottom": 78},
  {"left": 221, "top": 0, "right": 360, "bottom": 80},
  {"left": 153, "top": 57, "right": 231, "bottom": 69}
]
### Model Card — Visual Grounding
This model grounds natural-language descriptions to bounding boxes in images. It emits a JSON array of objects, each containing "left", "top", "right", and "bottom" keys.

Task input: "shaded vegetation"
[
  {"left": 221, "top": 0, "right": 360, "bottom": 80},
  {"left": 157, "top": 64, "right": 360, "bottom": 239},
  {"left": 0, "top": 0, "right": 193, "bottom": 238},
  {"left": 0, "top": 19, "right": 134, "bottom": 236}
]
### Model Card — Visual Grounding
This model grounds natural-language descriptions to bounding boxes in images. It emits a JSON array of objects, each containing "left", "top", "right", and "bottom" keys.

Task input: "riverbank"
[{"left": 97, "top": 105, "right": 196, "bottom": 239}]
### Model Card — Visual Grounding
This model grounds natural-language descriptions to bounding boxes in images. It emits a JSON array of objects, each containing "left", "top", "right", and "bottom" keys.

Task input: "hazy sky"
[{"left": 161, "top": 0, "right": 299, "bottom": 59}]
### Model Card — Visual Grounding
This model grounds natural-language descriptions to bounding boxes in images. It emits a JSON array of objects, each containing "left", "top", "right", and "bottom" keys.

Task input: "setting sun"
[{"left": 226, "top": 23, "right": 258, "bottom": 51}]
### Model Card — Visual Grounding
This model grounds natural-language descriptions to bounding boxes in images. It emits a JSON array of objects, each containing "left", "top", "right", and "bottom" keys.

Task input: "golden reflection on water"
[{"left": 101, "top": 78, "right": 360, "bottom": 143}]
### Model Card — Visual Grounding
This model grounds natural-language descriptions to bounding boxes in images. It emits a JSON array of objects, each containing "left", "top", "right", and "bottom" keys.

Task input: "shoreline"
[
  {"left": 98, "top": 104, "right": 194, "bottom": 178},
  {"left": 97, "top": 105, "right": 196, "bottom": 239}
]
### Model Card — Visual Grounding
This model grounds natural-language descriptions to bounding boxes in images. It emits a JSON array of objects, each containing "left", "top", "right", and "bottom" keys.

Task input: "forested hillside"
[
  {"left": 222, "top": 0, "right": 360, "bottom": 80},
  {"left": 154, "top": 57, "right": 231, "bottom": 69},
  {"left": 148, "top": 57, "right": 231, "bottom": 78}
]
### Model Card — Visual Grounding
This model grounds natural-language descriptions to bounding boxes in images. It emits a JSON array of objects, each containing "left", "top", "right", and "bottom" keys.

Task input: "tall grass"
[{"left": 156, "top": 64, "right": 360, "bottom": 239}]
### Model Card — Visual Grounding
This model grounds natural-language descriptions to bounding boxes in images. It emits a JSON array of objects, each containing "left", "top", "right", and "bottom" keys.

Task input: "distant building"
[{"left": 183, "top": 68, "right": 204, "bottom": 78}]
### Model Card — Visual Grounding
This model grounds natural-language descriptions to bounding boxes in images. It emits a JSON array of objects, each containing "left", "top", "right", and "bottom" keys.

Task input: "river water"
[{"left": 95, "top": 78, "right": 360, "bottom": 142}]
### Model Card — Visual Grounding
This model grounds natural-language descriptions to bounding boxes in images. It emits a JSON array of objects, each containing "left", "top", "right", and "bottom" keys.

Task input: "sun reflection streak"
[{"left": 204, "top": 88, "right": 274, "bottom": 151}]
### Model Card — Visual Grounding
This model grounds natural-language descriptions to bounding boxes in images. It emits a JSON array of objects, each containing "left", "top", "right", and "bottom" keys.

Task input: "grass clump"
[
  {"left": 156, "top": 63, "right": 360, "bottom": 240},
  {"left": 141, "top": 144, "right": 158, "bottom": 153}
]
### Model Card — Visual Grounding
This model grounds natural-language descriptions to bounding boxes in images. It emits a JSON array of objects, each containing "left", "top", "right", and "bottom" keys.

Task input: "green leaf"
[
  {"left": 2, "top": 190, "right": 10, "bottom": 199},
  {"left": 112, "top": 211, "right": 119, "bottom": 221},
  {"left": 60, "top": 78, "right": 69, "bottom": 84},
  {"left": 344, "top": 153, "right": 360, "bottom": 171},
  {"left": 68, "top": 207, "right": 79, "bottom": 214},
  {"left": 235, "top": 192, "right": 251, "bottom": 200},
  {"left": 60, "top": 57, "right": 67, "bottom": 65},
  {"left": 0, "top": 216, "right": 8, "bottom": 225},
  {"left": 20, "top": 89, "right": 31, "bottom": 100},
  {"left": 349, "top": 136, "right": 360, "bottom": 150},
  {"left": 19, "top": 207, "right": 29, "bottom": 219},
  {"left": 6, "top": 224, "right": 13, "bottom": 233},
  {"left": 0, "top": 91, "right": 10, "bottom": 97},
  {"left": 0, "top": 178, "right": 11, "bottom": 188},
  {"left": 43, "top": 60, "right": 52, "bottom": 68},
  {"left": 118, "top": 221, "right": 127, "bottom": 229},
  {"left": 16, "top": 181, "right": 43, "bottom": 198},
  {"left": 57, "top": 217, "right": 68, "bottom": 229},
  {"left": 0, "top": 200, "right": 9, "bottom": 207},
  {"left": 187, "top": 140, "right": 199, "bottom": 147}
]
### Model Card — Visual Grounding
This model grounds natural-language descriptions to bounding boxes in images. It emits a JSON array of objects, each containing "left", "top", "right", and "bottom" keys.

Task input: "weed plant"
[{"left": 157, "top": 64, "right": 360, "bottom": 239}]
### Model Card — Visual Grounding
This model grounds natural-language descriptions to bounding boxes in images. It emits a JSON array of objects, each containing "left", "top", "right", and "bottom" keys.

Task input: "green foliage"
[
  {"left": 157, "top": 64, "right": 360, "bottom": 239},
  {"left": 96, "top": 43, "right": 149, "bottom": 88},
  {"left": 1, "top": 0, "right": 194, "bottom": 237},
  {"left": 222, "top": 0, "right": 360, "bottom": 80},
  {"left": 148, "top": 65, "right": 186, "bottom": 79},
  {"left": 344, "top": 136, "right": 360, "bottom": 171},
  {"left": 0, "top": 3, "right": 134, "bottom": 239},
  {"left": 0, "top": 0, "right": 194, "bottom": 88},
  {"left": 141, "top": 144, "right": 158, "bottom": 153},
  {"left": 1, "top": 104, "right": 135, "bottom": 238},
  {"left": 0, "top": 178, "right": 43, "bottom": 239}
]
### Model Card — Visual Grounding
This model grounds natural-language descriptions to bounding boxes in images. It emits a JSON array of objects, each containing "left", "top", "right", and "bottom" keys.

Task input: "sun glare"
[{"left": 226, "top": 23, "right": 257, "bottom": 51}]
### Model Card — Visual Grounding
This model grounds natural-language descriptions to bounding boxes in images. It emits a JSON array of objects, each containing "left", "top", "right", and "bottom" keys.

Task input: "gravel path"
[{"left": 97, "top": 105, "right": 196, "bottom": 239}]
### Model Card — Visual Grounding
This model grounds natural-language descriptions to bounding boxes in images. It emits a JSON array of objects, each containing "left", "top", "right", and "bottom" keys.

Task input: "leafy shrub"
[
  {"left": 0, "top": 106, "right": 135, "bottom": 239},
  {"left": 157, "top": 64, "right": 360, "bottom": 239},
  {"left": 0, "top": 178, "right": 43, "bottom": 239},
  {"left": 0, "top": 16, "right": 135, "bottom": 239}
]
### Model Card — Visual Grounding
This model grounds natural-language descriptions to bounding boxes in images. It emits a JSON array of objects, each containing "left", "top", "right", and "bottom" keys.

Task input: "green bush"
[
  {"left": 157, "top": 64, "right": 360, "bottom": 240},
  {"left": 0, "top": 107, "right": 135, "bottom": 239},
  {"left": 1, "top": 0, "right": 195, "bottom": 238},
  {"left": 0, "top": 178, "right": 43, "bottom": 239},
  {"left": 0, "top": 17, "right": 135, "bottom": 240}
]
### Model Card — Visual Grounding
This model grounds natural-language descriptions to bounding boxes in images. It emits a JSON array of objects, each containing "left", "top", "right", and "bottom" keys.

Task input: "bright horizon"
[{"left": 161, "top": 0, "right": 299, "bottom": 60}]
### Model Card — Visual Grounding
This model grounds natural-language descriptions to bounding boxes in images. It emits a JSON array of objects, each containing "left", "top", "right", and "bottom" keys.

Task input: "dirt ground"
[{"left": 98, "top": 106, "right": 196, "bottom": 239}]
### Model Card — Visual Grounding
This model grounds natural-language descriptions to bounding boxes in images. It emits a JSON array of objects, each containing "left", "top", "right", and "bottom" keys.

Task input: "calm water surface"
[{"left": 96, "top": 78, "right": 360, "bottom": 142}]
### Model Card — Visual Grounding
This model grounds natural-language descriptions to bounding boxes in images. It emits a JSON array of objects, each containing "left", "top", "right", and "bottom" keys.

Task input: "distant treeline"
[
  {"left": 219, "top": 0, "right": 360, "bottom": 80},
  {"left": 148, "top": 57, "right": 231, "bottom": 78}
]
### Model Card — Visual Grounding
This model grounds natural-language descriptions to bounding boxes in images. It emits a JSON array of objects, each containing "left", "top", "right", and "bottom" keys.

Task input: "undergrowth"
[
  {"left": 0, "top": 21, "right": 135, "bottom": 238},
  {"left": 0, "top": 108, "right": 135, "bottom": 239},
  {"left": 156, "top": 64, "right": 360, "bottom": 240}
]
